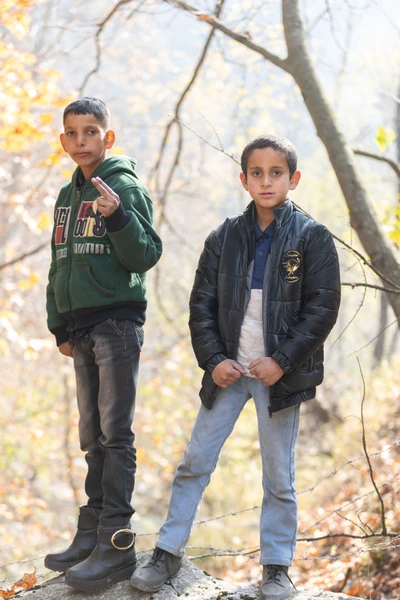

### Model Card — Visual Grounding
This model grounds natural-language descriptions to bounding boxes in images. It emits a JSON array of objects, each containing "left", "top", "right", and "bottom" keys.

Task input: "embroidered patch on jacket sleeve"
[{"left": 280, "top": 250, "right": 303, "bottom": 283}]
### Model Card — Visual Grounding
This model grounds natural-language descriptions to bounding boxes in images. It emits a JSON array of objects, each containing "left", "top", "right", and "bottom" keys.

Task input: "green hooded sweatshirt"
[{"left": 46, "top": 155, "right": 162, "bottom": 344}]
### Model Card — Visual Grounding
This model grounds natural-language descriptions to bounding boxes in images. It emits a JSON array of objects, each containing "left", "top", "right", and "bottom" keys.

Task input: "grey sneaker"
[
  {"left": 260, "top": 565, "right": 293, "bottom": 600},
  {"left": 130, "top": 548, "right": 182, "bottom": 592}
]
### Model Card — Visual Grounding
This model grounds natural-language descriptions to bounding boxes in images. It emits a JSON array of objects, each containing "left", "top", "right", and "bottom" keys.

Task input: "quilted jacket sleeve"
[
  {"left": 189, "top": 225, "right": 228, "bottom": 371},
  {"left": 271, "top": 224, "right": 341, "bottom": 372}
]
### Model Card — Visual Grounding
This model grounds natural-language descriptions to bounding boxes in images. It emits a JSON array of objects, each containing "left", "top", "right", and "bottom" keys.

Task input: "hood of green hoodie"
[{"left": 71, "top": 155, "right": 139, "bottom": 186}]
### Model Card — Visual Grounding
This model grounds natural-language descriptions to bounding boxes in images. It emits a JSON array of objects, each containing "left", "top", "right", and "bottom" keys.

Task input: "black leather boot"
[
  {"left": 44, "top": 505, "right": 101, "bottom": 572},
  {"left": 65, "top": 528, "right": 137, "bottom": 591}
]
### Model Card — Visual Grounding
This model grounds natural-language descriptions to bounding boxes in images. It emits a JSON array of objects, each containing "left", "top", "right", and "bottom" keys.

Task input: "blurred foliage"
[
  {"left": 375, "top": 126, "right": 397, "bottom": 153},
  {"left": 0, "top": 0, "right": 69, "bottom": 155}
]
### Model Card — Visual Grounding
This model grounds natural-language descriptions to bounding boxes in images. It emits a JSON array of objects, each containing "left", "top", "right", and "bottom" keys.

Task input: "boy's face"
[
  {"left": 60, "top": 113, "right": 115, "bottom": 179},
  {"left": 240, "top": 147, "right": 301, "bottom": 220}
]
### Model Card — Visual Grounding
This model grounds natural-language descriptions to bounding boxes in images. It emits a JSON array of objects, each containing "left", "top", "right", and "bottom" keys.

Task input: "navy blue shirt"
[{"left": 251, "top": 220, "right": 276, "bottom": 289}]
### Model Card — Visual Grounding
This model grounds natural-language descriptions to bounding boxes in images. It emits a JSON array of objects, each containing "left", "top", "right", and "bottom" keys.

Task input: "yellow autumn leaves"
[{"left": 0, "top": 0, "right": 70, "bottom": 155}]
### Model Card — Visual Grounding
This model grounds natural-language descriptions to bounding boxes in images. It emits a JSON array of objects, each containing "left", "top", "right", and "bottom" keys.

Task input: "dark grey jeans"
[{"left": 72, "top": 318, "right": 143, "bottom": 530}]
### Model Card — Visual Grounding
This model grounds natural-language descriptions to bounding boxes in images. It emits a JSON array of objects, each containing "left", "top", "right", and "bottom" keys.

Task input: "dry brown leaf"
[
  {"left": 0, "top": 590, "right": 16, "bottom": 599},
  {"left": 11, "top": 568, "right": 37, "bottom": 590},
  {"left": 196, "top": 12, "right": 213, "bottom": 23}
]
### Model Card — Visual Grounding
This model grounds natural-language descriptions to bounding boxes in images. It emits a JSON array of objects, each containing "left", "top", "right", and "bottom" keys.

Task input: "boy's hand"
[
  {"left": 91, "top": 176, "right": 120, "bottom": 217},
  {"left": 249, "top": 357, "right": 284, "bottom": 386},
  {"left": 59, "top": 341, "right": 74, "bottom": 358},
  {"left": 212, "top": 359, "right": 246, "bottom": 388}
]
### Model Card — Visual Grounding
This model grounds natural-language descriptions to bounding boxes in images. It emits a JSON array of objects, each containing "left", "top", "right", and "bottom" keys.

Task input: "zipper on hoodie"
[{"left": 66, "top": 181, "right": 86, "bottom": 330}]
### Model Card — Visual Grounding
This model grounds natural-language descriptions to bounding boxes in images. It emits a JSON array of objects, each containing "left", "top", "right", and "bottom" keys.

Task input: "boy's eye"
[
  {"left": 88, "top": 129, "right": 97, "bottom": 135},
  {"left": 272, "top": 170, "right": 282, "bottom": 176},
  {"left": 66, "top": 131, "right": 75, "bottom": 136},
  {"left": 252, "top": 170, "right": 262, "bottom": 177}
]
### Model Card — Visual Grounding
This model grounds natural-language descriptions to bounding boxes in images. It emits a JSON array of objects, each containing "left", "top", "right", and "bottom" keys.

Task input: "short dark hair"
[
  {"left": 63, "top": 97, "right": 110, "bottom": 129},
  {"left": 241, "top": 135, "right": 298, "bottom": 178}
]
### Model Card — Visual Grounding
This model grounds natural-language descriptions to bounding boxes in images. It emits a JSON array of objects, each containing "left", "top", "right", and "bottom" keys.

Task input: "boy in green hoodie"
[{"left": 44, "top": 97, "right": 162, "bottom": 591}]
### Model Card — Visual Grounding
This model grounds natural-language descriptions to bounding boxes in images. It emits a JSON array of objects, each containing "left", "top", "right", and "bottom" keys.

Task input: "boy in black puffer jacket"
[
  {"left": 45, "top": 97, "right": 162, "bottom": 591},
  {"left": 130, "top": 134, "right": 340, "bottom": 600}
]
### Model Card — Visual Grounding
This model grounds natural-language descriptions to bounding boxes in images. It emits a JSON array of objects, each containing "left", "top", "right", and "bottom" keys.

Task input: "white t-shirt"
[{"left": 236, "top": 289, "right": 265, "bottom": 377}]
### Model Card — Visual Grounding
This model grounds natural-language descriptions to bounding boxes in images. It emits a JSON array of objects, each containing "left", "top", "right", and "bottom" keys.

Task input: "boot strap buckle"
[{"left": 111, "top": 529, "right": 135, "bottom": 550}]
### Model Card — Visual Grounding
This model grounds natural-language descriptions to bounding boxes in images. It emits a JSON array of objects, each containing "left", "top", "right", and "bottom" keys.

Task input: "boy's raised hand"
[
  {"left": 91, "top": 177, "right": 120, "bottom": 217},
  {"left": 212, "top": 359, "right": 246, "bottom": 388},
  {"left": 249, "top": 357, "right": 284, "bottom": 386}
]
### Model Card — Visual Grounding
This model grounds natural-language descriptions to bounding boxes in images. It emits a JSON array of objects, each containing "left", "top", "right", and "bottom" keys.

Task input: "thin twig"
[
  {"left": 0, "top": 242, "right": 48, "bottom": 271},
  {"left": 152, "top": 0, "right": 226, "bottom": 223},
  {"left": 162, "top": 116, "right": 400, "bottom": 292},
  {"left": 79, "top": 0, "right": 144, "bottom": 94},
  {"left": 353, "top": 148, "right": 400, "bottom": 179},
  {"left": 163, "top": 0, "right": 290, "bottom": 72},
  {"left": 150, "top": 0, "right": 226, "bottom": 325},
  {"left": 330, "top": 253, "right": 367, "bottom": 348},
  {"left": 349, "top": 317, "right": 400, "bottom": 356},
  {"left": 342, "top": 282, "right": 400, "bottom": 294},
  {"left": 171, "top": 115, "right": 240, "bottom": 164},
  {"left": 357, "top": 358, "right": 387, "bottom": 536},
  {"left": 299, "top": 474, "right": 400, "bottom": 535}
]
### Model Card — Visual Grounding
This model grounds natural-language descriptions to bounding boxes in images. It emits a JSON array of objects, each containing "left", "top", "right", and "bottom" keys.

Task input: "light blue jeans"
[{"left": 156, "top": 376, "right": 300, "bottom": 566}]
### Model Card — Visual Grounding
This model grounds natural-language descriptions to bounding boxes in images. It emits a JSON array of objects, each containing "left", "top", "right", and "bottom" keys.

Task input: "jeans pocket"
[
  {"left": 107, "top": 318, "right": 126, "bottom": 338},
  {"left": 134, "top": 325, "right": 144, "bottom": 350}
]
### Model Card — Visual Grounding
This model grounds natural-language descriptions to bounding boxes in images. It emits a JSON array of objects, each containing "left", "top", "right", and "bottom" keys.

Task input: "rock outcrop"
[{"left": 20, "top": 552, "right": 362, "bottom": 600}]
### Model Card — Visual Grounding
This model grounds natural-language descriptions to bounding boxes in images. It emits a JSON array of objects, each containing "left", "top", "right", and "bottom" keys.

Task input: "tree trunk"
[
  {"left": 281, "top": 0, "right": 400, "bottom": 319},
  {"left": 165, "top": 0, "right": 400, "bottom": 318}
]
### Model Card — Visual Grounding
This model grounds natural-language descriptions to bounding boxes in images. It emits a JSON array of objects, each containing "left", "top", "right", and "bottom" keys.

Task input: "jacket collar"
[
  {"left": 241, "top": 198, "right": 294, "bottom": 232},
  {"left": 273, "top": 198, "right": 294, "bottom": 228}
]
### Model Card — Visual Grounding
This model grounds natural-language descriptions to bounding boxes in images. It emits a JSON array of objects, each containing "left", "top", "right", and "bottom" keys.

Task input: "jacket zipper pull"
[
  {"left": 76, "top": 188, "right": 81, "bottom": 203},
  {"left": 268, "top": 405, "right": 273, "bottom": 418}
]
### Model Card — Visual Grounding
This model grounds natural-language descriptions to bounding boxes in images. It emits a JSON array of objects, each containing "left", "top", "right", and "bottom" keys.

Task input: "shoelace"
[
  {"left": 264, "top": 565, "right": 297, "bottom": 591},
  {"left": 144, "top": 548, "right": 165, "bottom": 570},
  {"left": 145, "top": 549, "right": 180, "bottom": 593},
  {"left": 165, "top": 576, "right": 179, "bottom": 594}
]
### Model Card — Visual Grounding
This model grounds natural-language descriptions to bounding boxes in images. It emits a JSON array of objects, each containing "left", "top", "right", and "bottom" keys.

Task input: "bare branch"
[
  {"left": 151, "top": 0, "right": 226, "bottom": 325},
  {"left": 162, "top": 112, "right": 400, "bottom": 293},
  {"left": 357, "top": 358, "right": 387, "bottom": 536},
  {"left": 79, "top": 0, "right": 145, "bottom": 93},
  {"left": 163, "top": 0, "right": 290, "bottom": 72},
  {"left": 299, "top": 473, "right": 400, "bottom": 535},
  {"left": 349, "top": 317, "right": 399, "bottom": 356},
  {"left": 331, "top": 254, "right": 367, "bottom": 348},
  {"left": 342, "top": 282, "right": 400, "bottom": 295},
  {"left": 152, "top": 0, "right": 227, "bottom": 223},
  {"left": 334, "top": 510, "right": 369, "bottom": 536},
  {"left": 353, "top": 148, "right": 400, "bottom": 179},
  {"left": 0, "top": 242, "right": 48, "bottom": 271},
  {"left": 333, "top": 232, "right": 400, "bottom": 290},
  {"left": 171, "top": 115, "right": 240, "bottom": 164}
]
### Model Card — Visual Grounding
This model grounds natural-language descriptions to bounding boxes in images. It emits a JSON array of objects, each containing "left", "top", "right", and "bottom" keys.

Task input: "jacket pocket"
[
  {"left": 52, "top": 269, "right": 69, "bottom": 314},
  {"left": 84, "top": 265, "right": 115, "bottom": 297}
]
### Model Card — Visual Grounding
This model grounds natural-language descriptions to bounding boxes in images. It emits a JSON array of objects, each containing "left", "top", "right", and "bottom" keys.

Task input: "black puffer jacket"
[{"left": 189, "top": 199, "right": 341, "bottom": 414}]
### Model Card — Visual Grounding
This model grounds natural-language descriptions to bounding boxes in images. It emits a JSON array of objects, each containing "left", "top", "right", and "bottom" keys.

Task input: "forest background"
[{"left": 1, "top": 0, "right": 400, "bottom": 598}]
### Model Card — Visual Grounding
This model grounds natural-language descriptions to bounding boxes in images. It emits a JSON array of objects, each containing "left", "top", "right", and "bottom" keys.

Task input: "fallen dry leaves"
[{"left": 0, "top": 568, "right": 37, "bottom": 598}]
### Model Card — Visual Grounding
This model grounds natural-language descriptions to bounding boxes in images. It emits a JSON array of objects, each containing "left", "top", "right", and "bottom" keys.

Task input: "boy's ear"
[
  {"left": 289, "top": 170, "right": 301, "bottom": 190},
  {"left": 104, "top": 129, "right": 115, "bottom": 149},
  {"left": 240, "top": 172, "right": 249, "bottom": 191},
  {"left": 60, "top": 133, "right": 67, "bottom": 152}
]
